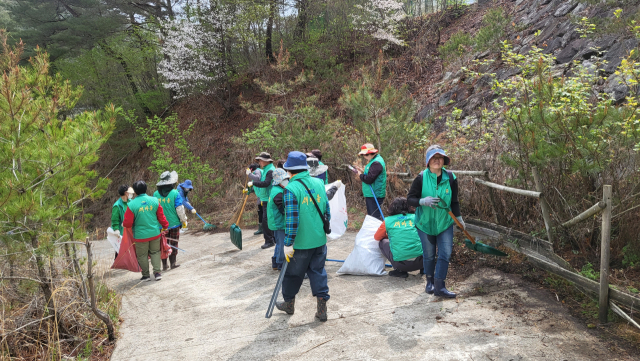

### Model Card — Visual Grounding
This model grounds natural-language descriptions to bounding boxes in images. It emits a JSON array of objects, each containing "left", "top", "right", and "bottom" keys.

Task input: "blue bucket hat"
[
  {"left": 180, "top": 179, "right": 194, "bottom": 190},
  {"left": 425, "top": 145, "right": 451, "bottom": 166},
  {"left": 283, "top": 151, "right": 310, "bottom": 171},
  {"left": 272, "top": 168, "right": 290, "bottom": 186}
]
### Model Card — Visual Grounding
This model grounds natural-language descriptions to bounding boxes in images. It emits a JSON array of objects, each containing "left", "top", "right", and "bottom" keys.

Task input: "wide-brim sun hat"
[
  {"left": 425, "top": 145, "right": 451, "bottom": 166},
  {"left": 272, "top": 168, "right": 291, "bottom": 186},
  {"left": 156, "top": 171, "right": 179, "bottom": 186},
  {"left": 307, "top": 157, "right": 328, "bottom": 177},
  {"left": 255, "top": 152, "right": 274, "bottom": 162},
  {"left": 283, "top": 151, "right": 310, "bottom": 170},
  {"left": 126, "top": 187, "right": 135, "bottom": 195},
  {"left": 358, "top": 143, "right": 379, "bottom": 155},
  {"left": 180, "top": 179, "right": 193, "bottom": 190}
]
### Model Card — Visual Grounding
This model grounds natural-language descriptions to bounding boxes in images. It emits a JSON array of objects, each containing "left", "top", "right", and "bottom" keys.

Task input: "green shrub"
[
  {"left": 580, "top": 263, "right": 600, "bottom": 281},
  {"left": 622, "top": 244, "right": 640, "bottom": 268},
  {"left": 439, "top": 31, "right": 473, "bottom": 63},
  {"left": 475, "top": 8, "right": 510, "bottom": 52}
]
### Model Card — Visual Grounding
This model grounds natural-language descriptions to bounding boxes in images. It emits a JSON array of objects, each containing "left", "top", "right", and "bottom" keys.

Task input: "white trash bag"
[
  {"left": 337, "top": 215, "right": 387, "bottom": 276},
  {"left": 325, "top": 183, "right": 347, "bottom": 240},
  {"left": 106, "top": 227, "right": 122, "bottom": 253}
]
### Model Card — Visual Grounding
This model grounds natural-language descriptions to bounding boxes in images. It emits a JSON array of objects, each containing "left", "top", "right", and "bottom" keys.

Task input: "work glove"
[
  {"left": 284, "top": 245, "right": 295, "bottom": 262},
  {"left": 332, "top": 180, "right": 343, "bottom": 189},
  {"left": 182, "top": 221, "right": 188, "bottom": 229},
  {"left": 245, "top": 168, "right": 251, "bottom": 175},
  {"left": 191, "top": 209, "right": 197, "bottom": 214},
  {"left": 161, "top": 227, "right": 168, "bottom": 232},
  {"left": 242, "top": 188, "right": 249, "bottom": 195},
  {"left": 247, "top": 181, "right": 253, "bottom": 187},
  {"left": 456, "top": 216, "right": 465, "bottom": 230},
  {"left": 419, "top": 196, "right": 440, "bottom": 209},
  {"left": 114, "top": 229, "right": 121, "bottom": 237}
]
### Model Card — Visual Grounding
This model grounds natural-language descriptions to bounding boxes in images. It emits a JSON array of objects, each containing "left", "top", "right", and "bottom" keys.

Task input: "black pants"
[
  {"left": 378, "top": 239, "right": 423, "bottom": 272},
  {"left": 365, "top": 197, "right": 385, "bottom": 221},
  {"left": 257, "top": 200, "right": 263, "bottom": 224},
  {"left": 261, "top": 201, "right": 275, "bottom": 244}
]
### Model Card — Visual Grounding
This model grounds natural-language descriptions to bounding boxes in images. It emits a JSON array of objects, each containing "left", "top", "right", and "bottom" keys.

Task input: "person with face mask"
[
  {"left": 249, "top": 152, "right": 277, "bottom": 249},
  {"left": 178, "top": 180, "right": 196, "bottom": 215},
  {"left": 268, "top": 168, "right": 289, "bottom": 270},
  {"left": 111, "top": 184, "right": 131, "bottom": 259}
]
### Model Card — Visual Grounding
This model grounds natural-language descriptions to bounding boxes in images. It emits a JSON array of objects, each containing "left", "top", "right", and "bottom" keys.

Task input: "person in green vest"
[
  {"left": 111, "top": 184, "right": 133, "bottom": 259},
  {"left": 248, "top": 152, "right": 277, "bottom": 249},
  {"left": 154, "top": 171, "right": 188, "bottom": 271},
  {"left": 268, "top": 168, "right": 289, "bottom": 271},
  {"left": 275, "top": 151, "right": 331, "bottom": 322},
  {"left": 123, "top": 180, "right": 170, "bottom": 282},
  {"left": 354, "top": 143, "right": 387, "bottom": 221},
  {"left": 407, "top": 145, "right": 463, "bottom": 298},
  {"left": 307, "top": 150, "right": 328, "bottom": 184},
  {"left": 246, "top": 163, "right": 264, "bottom": 235},
  {"left": 373, "top": 197, "right": 424, "bottom": 278}
]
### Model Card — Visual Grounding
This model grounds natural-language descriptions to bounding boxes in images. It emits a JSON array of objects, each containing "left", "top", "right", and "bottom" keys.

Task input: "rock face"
[{"left": 420, "top": 0, "right": 640, "bottom": 126}]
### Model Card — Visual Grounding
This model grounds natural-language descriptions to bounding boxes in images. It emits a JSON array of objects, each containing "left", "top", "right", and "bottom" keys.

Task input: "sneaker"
[
  {"left": 140, "top": 275, "right": 151, "bottom": 282},
  {"left": 389, "top": 269, "right": 409, "bottom": 278},
  {"left": 260, "top": 242, "right": 275, "bottom": 249},
  {"left": 154, "top": 272, "right": 162, "bottom": 281}
]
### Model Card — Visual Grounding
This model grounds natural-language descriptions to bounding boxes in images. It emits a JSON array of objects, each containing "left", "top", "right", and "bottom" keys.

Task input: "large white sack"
[
  {"left": 106, "top": 227, "right": 122, "bottom": 253},
  {"left": 326, "top": 184, "right": 347, "bottom": 240},
  {"left": 337, "top": 215, "right": 387, "bottom": 276}
]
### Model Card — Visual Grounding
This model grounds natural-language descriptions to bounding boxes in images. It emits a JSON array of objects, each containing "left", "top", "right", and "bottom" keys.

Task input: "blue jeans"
[
  {"left": 282, "top": 245, "right": 330, "bottom": 302},
  {"left": 273, "top": 230, "right": 285, "bottom": 266},
  {"left": 418, "top": 226, "right": 454, "bottom": 280}
]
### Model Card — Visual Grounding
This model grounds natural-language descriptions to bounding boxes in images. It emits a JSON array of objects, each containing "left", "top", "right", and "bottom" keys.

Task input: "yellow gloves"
[{"left": 182, "top": 221, "right": 188, "bottom": 228}]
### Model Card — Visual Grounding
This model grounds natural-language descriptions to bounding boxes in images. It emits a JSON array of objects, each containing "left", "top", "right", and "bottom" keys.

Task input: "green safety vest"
[
  {"left": 254, "top": 163, "right": 275, "bottom": 202},
  {"left": 285, "top": 172, "right": 328, "bottom": 250},
  {"left": 415, "top": 168, "right": 455, "bottom": 236},
  {"left": 127, "top": 194, "right": 162, "bottom": 240},
  {"left": 362, "top": 154, "right": 387, "bottom": 198},
  {"left": 111, "top": 198, "right": 128, "bottom": 233},
  {"left": 153, "top": 189, "right": 181, "bottom": 228},
  {"left": 267, "top": 186, "right": 285, "bottom": 230},
  {"left": 318, "top": 160, "right": 329, "bottom": 185},
  {"left": 384, "top": 213, "right": 423, "bottom": 262}
]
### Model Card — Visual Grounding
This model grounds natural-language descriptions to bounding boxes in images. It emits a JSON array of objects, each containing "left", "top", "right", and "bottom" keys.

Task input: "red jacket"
[{"left": 123, "top": 205, "right": 169, "bottom": 242}]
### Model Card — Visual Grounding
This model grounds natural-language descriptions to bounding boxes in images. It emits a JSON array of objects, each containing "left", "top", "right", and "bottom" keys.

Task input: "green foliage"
[
  {"left": 439, "top": 31, "right": 473, "bottom": 64},
  {"left": 580, "top": 263, "right": 600, "bottom": 281},
  {"left": 622, "top": 244, "right": 640, "bottom": 267},
  {"left": 0, "top": 30, "right": 117, "bottom": 257},
  {"left": 339, "top": 55, "right": 426, "bottom": 164},
  {"left": 127, "top": 112, "right": 220, "bottom": 202},
  {"left": 474, "top": 8, "right": 510, "bottom": 52}
]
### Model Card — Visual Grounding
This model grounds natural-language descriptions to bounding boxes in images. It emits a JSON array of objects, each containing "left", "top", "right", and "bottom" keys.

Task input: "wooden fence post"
[
  {"left": 532, "top": 167, "right": 554, "bottom": 246},
  {"left": 481, "top": 160, "right": 500, "bottom": 224},
  {"left": 599, "top": 185, "right": 612, "bottom": 324}
]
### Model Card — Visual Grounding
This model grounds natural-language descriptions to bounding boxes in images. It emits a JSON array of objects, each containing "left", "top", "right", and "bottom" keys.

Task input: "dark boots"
[
  {"left": 315, "top": 298, "right": 327, "bottom": 322},
  {"left": 254, "top": 223, "right": 263, "bottom": 235},
  {"left": 425, "top": 276, "right": 435, "bottom": 294},
  {"left": 276, "top": 299, "right": 295, "bottom": 315},
  {"left": 389, "top": 269, "right": 408, "bottom": 278},
  {"left": 162, "top": 259, "right": 169, "bottom": 271},
  {"left": 434, "top": 278, "right": 456, "bottom": 298},
  {"left": 271, "top": 257, "right": 278, "bottom": 270},
  {"left": 169, "top": 246, "right": 179, "bottom": 269}
]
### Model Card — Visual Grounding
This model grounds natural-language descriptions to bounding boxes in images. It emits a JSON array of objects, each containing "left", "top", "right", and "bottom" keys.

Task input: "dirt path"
[{"left": 91, "top": 230, "right": 636, "bottom": 360}]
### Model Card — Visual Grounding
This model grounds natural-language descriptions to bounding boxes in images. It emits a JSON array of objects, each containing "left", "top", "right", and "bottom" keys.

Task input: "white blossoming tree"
[
  {"left": 158, "top": 6, "right": 225, "bottom": 98},
  {"left": 352, "top": 0, "right": 407, "bottom": 47}
]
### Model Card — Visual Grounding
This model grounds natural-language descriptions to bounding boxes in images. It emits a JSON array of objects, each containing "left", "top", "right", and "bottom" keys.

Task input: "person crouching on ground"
[
  {"left": 373, "top": 197, "right": 424, "bottom": 278},
  {"left": 268, "top": 168, "right": 289, "bottom": 271},
  {"left": 276, "top": 151, "right": 331, "bottom": 322},
  {"left": 111, "top": 184, "right": 132, "bottom": 260},
  {"left": 154, "top": 171, "right": 188, "bottom": 271},
  {"left": 123, "top": 180, "right": 169, "bottom": 281},
  {"left": 249, "top": 152, "right": 277, "bottom": 249},
  {"left": 407, "top": 145, "right": 463, "bottom": 298}
]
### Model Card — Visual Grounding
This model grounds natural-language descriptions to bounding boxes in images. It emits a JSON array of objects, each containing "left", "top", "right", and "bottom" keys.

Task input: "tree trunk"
[
  {"left": 265, "top": 0, "right": 276, "bottom": 63},
  {"left": 294, "top": 0, "right": 309, "bottom": 40},
  {"left": 85, "top": 238, "right": 116, "bottom": 342}
]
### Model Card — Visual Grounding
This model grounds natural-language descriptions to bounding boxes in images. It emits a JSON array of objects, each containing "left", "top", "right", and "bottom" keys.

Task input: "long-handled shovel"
[
  {"left": 265, "top": 257, "right": 289, "bottom": 318},
  {"left": 229, "top": 193, "right": 248, "bottom": 250},
  {"left": 445, "top": 209, "right": 508, "bottom": 257}
]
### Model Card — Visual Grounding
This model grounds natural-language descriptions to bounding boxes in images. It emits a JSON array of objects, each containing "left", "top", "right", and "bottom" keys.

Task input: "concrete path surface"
[{"left": 91, "top": 230, "right": 633, "bottom": 360}]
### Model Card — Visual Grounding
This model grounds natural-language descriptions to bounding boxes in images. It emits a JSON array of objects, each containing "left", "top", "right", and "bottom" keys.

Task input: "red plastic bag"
[
  {"left": 111, "top": 228, "right": 142, "bottom": 272},
  {"left": 160, "top": 233, "right": 172, "bottom": 260}
]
